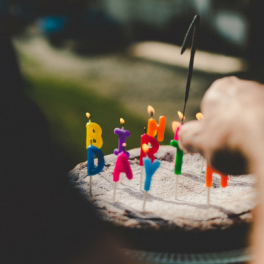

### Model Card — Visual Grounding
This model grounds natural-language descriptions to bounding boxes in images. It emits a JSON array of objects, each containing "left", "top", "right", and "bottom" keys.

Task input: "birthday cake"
[{"left": 69, "top": 145, "right": 257, "bottom": 254}]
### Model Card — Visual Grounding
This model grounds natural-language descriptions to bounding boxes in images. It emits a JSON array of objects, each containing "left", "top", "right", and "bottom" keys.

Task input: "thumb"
[{"left": 178, "top": 120, "right": 204, "bottom": 155}]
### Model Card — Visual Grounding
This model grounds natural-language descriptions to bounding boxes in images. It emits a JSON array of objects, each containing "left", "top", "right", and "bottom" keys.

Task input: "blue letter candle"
[
  {"left": 143, "top": 156, "right": 160, "bottom": 191},
  {"left": 87, "top": 144, "right": 105, "bottom": 175}
]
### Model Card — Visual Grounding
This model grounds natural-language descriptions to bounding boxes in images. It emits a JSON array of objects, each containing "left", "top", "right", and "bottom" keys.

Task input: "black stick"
[{"left": 181, "top": 15, "right": 200, "bottom": 123}]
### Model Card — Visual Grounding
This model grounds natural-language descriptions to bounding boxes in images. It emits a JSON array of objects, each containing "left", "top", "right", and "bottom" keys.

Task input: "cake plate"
[{"left": 124, "top": 247, "right": 253, "bottom": 264}]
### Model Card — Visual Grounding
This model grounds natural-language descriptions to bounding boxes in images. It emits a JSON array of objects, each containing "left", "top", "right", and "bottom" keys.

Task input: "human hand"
[{"left": 178, "top": 76, "right": 264, "bottom": 175}]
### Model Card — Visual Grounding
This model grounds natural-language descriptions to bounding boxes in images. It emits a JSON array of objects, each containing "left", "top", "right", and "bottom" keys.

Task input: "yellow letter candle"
[{"left": 86, "top": 112, "right": 103, "bottom": 149}]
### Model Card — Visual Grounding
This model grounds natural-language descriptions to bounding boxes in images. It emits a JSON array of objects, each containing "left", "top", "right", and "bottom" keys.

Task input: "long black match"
[{"left": 181, "top": 15, "right": 200, "bottom": 123}]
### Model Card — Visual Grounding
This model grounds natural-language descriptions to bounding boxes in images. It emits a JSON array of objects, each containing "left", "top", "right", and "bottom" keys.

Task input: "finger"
[{"left": 178, "top": 120, "right": 204, "bottom": 154}]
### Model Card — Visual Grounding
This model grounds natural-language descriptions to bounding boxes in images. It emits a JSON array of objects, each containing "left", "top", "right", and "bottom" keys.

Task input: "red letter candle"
[
  {"left": 147, "top": 105, "right": 166, "bottom": 142},
  {"left": 139, "top": 132, "right": 159, "bottom": 166}
]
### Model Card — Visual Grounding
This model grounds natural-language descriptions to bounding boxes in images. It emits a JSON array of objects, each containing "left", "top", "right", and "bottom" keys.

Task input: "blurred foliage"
[{"left": 25, "top": 75, "right": 172, "bottom": 170}]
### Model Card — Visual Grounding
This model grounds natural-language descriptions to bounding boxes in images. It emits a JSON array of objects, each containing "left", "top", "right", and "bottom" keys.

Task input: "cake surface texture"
[{"left": 69, "top": 146, "right": 257, "bottom": 253}]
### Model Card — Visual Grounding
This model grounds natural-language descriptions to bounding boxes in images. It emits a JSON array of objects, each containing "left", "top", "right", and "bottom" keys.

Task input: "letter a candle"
[
  {"left": 142, "top": 144, "right": 160, "bottom": 212},
  {"left": 86, "top": 113, "right": 105, "bottom": 195},
  {"left": 112, "top": 143, "right": 133, "bottom": 202}
]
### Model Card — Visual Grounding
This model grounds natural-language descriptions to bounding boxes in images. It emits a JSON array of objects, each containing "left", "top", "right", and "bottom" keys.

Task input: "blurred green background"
[{"left": 5, "top": 0, "right": 264, "bottom": 171}]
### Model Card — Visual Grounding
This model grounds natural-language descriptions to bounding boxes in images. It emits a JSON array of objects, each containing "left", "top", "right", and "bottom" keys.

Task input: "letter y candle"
[{"left": 142, "top": 144, "right": 160, "bottom": 211}]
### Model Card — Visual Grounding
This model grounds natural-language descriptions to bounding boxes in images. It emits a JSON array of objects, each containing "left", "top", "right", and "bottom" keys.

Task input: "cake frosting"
[{"left": 69, "top": 146, "right": 257, "bottom": 253}]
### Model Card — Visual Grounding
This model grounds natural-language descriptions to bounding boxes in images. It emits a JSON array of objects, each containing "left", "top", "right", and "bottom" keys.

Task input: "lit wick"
[
  {"left": 142, "top": 143, "right": 149, "bottom": 155},
  {"left": 147, "top": 105, "right": 155, "bottom": 119},
  {"left": 178, "top": 111, "right": 185, "bottom": 123},
  {"left": 86, "top": 112, "right": 91, "bottom": 122},
  {"left": 196, "top": 112, "right": 203, "bottom": 121},
  {"left": 122, "top": 143, "right": 126, "bottom": 151},
  {"left": 120, "top": 118, "right": 125, "bottom": 129}
]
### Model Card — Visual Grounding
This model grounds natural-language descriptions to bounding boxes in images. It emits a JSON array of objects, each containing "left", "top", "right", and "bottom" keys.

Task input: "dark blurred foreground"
[{"left": 1, "top": 0, "right": 264, "bottom": 263}]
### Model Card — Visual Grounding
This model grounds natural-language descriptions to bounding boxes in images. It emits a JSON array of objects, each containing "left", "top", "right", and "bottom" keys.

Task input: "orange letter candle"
[
  {"left": 146, "top": 105, "right": 166, "bottom": 142},
  {"left": 206, "top": 164, "right": 228, "bottom": 188}
]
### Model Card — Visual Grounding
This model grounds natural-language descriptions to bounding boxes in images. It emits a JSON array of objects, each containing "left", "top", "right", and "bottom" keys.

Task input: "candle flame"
[
  {"left": 120, "top": 118, "right": 125, "bottom": 125},
  {"left": 122, "top": 143, "right": 127, "bottom": 147},
  {"left": 86, "top": 112, "right": 91, "bottom": 119},
  {"left": 142, "top": 143, "right": 149, "bottom": 154},
  {"left": 147, "top": 105, "right": 155, "bottom": 116},
  {"left": 172, "top": 121, "right": 180, "bottom": 134},
  {"left": 177, "top": 111, "right": 185, "bottom": 120},
  {"left": 196, "top": 112, "right": 204, "bottom": 120}
]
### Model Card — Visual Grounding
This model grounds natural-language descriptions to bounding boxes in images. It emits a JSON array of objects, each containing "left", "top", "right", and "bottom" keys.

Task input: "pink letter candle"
[{"left": 113, "top": 151, "right": 133, "bottom": 182}]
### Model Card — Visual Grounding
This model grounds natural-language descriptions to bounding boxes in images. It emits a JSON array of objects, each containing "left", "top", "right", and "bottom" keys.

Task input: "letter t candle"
[{"left": 114, "top": 118, "right": 131, "bottom": 157}]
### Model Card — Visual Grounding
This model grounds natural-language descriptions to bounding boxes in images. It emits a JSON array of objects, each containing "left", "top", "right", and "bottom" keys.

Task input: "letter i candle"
[
  {"left": 142, "top": 144, "right": 160, "bottom": 211},
  {"left": 86, "top": 113, "right": 105, "bottom": 195},
  {"left": 112, "top": 143, "right": 133, "bottom": 202}
]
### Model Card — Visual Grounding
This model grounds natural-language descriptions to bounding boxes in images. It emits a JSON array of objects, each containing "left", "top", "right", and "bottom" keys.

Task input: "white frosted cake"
[{"left": 69, "top": 146, "right": 257, "bottom": 253}]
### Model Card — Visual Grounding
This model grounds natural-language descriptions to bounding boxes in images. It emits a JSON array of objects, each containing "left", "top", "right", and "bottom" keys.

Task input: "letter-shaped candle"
[
  {"left": 142, "top": 144, "right": 160, "bottom": 211},
  {"left": 86, "top": 113, "right": 103, "bottom": 149},
  {"left": 139, "top": 133, "right": 159, "bottom": 166},
  {"left": 143, "top": 156, "right": 160, "bottom": 191},
  {"left": 114, "top": 118, "right": 131, "bottom": 157},
  {"left": 112, "top": 143, "right": 133, "bottom": 202},
  {"left": 170, "top": 140, "right": 184, "bottom": 175},
  {"left": 87, "top": 143, "right": 105, "bottom": 176},
  {"left": 85, "top": 113, "right": 104, "bottom": 195},
  {"left": 113, "top": 151, "right": 133, "bottom": 182},
  {"left": 147, "top": 105, "right": 166, "bottom": 142},
  {"left": 206, "top": 164, "right": 228, "bottom": 188},
  {"left": 173, "top": 111, "right": 185, "bottom": 140},
  {"left": 206, "top": 163, "right": 228, "bottom": 204}
]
